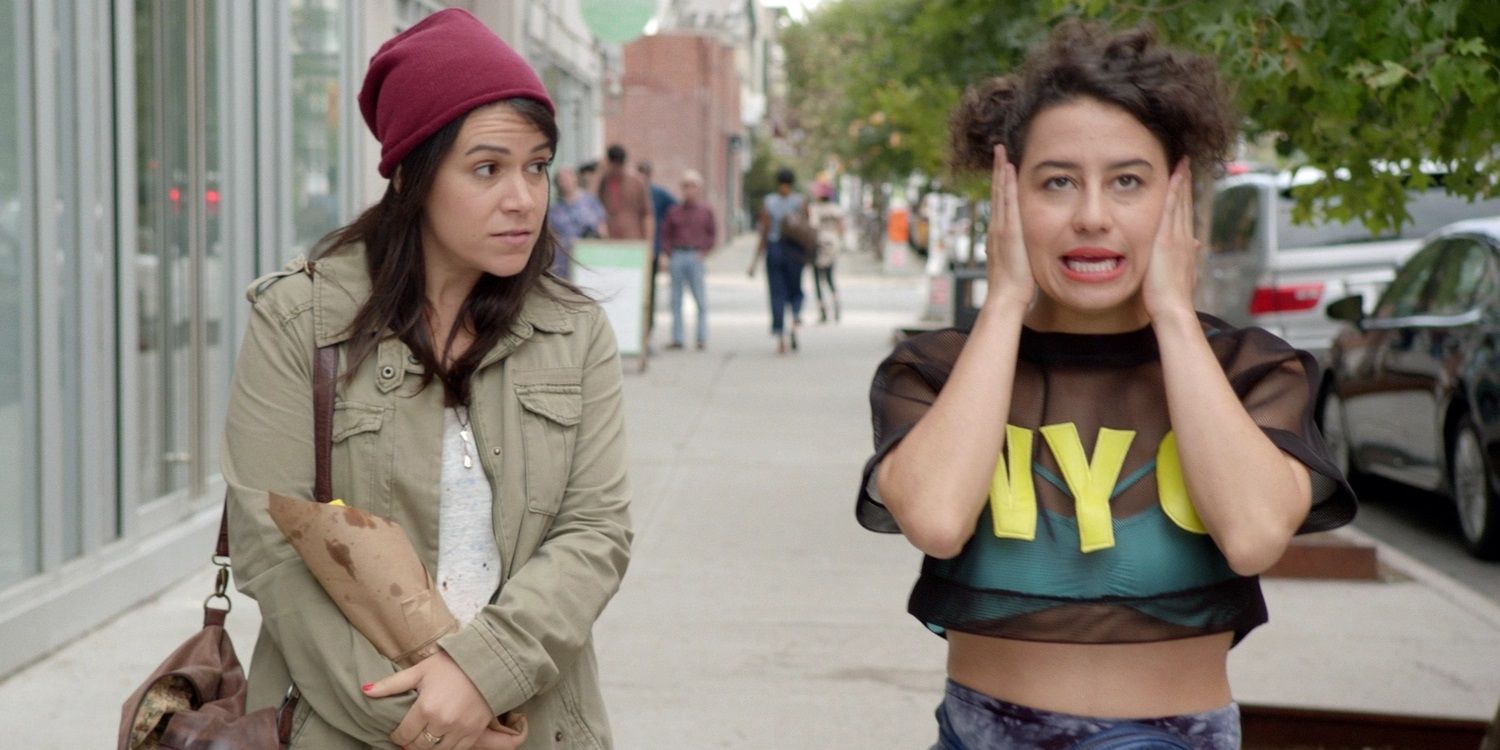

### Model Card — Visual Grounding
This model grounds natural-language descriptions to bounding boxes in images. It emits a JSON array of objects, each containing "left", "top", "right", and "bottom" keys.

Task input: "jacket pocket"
[
  {"left": 330, "top": 400, "right": 391, "bottom": 505},
  {"left": 514, "top": 370, "right": 582, "bottom": 516}
]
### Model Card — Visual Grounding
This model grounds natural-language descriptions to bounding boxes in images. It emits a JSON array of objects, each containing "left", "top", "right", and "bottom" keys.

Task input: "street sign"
[{"left": 572, "top": 239, "right": 651, "bottom": 366}]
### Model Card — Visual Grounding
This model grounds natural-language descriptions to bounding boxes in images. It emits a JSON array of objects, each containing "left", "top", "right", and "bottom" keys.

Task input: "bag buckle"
[
  {"left": 203, "top": 557, "right": 233, "bottom": 614},
  {"left": 277, "top": 685, "right": 302, "bottom": 745}
]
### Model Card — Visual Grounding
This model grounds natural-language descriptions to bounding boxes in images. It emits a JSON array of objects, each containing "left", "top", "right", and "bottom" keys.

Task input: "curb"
[{"left": 1334, "top": 525, "right": 1500, "bottom": 628}]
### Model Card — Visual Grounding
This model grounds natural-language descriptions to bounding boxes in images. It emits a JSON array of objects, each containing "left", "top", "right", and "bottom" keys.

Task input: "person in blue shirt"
[
  {"left": 638, "top": 160, "right": 677, "bottom": 344},
  {"left": 748, "top": 168, "right": 808, "bottom": 354},
  {"left": 546, "top": 166, "right": 607, "bottom": 279}
]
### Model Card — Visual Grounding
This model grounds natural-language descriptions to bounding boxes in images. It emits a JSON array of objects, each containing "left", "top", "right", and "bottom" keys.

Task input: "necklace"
[{"left": 453, "top": 405, "right": 475, "bottom": 470}]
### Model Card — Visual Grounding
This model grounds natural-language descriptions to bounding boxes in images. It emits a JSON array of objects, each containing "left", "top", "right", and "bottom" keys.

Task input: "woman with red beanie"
[{"left": 222, "top": 9, "right": 631, "bottom": 749}]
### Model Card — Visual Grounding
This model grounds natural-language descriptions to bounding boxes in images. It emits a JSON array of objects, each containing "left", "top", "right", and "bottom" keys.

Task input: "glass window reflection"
[
  {"left": 0, "top": 0, "right": 38, "bottom": 587},
  {"left": 290, "top": 0, "right": 344, "bottom": 253},
  {"left": 134, "top": 0, "right": 193, "bottom": 500}
]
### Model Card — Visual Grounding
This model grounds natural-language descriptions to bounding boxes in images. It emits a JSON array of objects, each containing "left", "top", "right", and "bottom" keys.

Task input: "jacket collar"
[{"left": 307, "top": 244, "right": 576, "bottom": 350}]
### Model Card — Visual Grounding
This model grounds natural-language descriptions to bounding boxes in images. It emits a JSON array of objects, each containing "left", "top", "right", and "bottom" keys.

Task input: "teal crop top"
[{"left": 857, "top": 316, "right": 1356, "bottom": 645}]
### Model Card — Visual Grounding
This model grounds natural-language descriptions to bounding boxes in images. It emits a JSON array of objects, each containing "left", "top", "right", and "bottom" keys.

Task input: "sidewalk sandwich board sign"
[{"left": 571, "top": 239, "right": 651, "bottom": 368}]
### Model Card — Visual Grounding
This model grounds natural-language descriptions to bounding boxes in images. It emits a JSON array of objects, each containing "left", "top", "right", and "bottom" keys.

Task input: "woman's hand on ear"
[
  {"left": 1143, "top": 158, "right": 1201, "bottom": 322},
  {"left": 985, "top": 145, "right": 1036, "bottom": 310}
]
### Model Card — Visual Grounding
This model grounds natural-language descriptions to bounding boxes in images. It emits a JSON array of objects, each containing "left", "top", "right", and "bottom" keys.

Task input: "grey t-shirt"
[{"left": 763, "top": 192, "right": 805, "bottom": 242}]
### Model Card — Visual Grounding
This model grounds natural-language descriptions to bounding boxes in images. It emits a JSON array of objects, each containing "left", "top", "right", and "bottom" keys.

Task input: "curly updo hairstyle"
[{"left": 950, "top": 22, "right": 1236, "bottom": 176}]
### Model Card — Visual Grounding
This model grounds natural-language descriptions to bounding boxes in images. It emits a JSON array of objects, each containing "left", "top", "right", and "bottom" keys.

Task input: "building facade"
[
  {"left": 623, "top": 0, "right": 780, "bottom": 233},
  {"left": 466, "top": 0, "right": 612, "bottom": 173},
  {"left": 604, "top": 33, "right": 744, "bottom": 236},
  {"left": 0, "top": 0, "right": 608, "bottom": 677}
]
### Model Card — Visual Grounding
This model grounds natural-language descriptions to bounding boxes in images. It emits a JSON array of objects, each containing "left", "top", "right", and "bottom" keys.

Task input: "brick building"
[{"left": 604, "top": 33, "right": 745, "bottom": 239}]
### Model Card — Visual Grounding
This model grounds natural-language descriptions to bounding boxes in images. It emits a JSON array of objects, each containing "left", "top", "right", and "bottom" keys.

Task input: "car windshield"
[{"left": 1277, "top": 186, "right": 1500, "bottom": 249}]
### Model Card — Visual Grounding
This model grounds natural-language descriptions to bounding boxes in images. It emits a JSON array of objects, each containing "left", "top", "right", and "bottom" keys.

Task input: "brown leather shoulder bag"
[{"left": 119, "top": 326, "right": 339, "bottom": 749}]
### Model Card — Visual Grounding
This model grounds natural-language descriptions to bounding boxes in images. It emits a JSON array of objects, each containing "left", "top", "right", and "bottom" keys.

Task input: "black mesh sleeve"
[
  {"left": 857, "top": 329, "right": 968, "bottom": 533},
  {"left": 1207, "top": 317, "right": 1357, "bottom": 534}
]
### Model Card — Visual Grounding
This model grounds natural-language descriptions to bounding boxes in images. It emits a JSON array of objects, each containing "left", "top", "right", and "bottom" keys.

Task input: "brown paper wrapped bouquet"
[{"left": 267, "top": 492, "right": 524, "bottom": 737}]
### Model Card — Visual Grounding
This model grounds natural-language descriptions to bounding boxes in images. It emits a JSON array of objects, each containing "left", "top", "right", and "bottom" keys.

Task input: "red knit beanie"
[{"left": 359, "top": 8, "right": 555, "bottom": 178}]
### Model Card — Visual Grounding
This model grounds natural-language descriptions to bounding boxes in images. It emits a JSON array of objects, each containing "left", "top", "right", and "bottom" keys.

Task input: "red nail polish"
[{"left": 361, "top": 683, "right": 374, "bottom": 692}]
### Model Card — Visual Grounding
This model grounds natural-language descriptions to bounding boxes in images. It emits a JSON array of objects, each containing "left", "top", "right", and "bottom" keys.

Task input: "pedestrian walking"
[
  {"left": 221, "top": 9, "right": 631, "bottom": 749},
  {"left": 809, "top": 181, "right": 844, "bottom": 323},
  {"left": 547, "top": 165, "right": 608, "bottom": 279},
  {"left": 597, "top": 144, "right": 653, "bottom": 242},
  {"left": 637, "top": 161, "right": 677, "bottom": 259},
  {"left": 748, "top": 168, "right": 809, "bottom": 354},
  {"left": 856, "top": 22, "right": 1356, "bottom": 749},
  {"left": 637, "top": 160, "right": 677, "bottom": 346},
  {"left": 660, "top": 169, "right": 716, "bottom": 350},
  {"left": 597, "top": 145, "right": 656, "bottom": 349}
]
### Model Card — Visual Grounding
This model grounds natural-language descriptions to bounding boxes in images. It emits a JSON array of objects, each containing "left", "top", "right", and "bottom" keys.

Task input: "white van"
[{"left": 1196, "top": 170, "right": 1500, "bottom": 362}]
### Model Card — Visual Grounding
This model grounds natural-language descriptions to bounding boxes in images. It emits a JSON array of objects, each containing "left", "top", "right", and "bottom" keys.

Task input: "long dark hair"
[{"left": 318, "top": 98, "right": 580, "bottom": 406}]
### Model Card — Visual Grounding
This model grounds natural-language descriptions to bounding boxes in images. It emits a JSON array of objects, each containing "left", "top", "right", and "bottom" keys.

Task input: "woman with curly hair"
[{"left": 856, "top": 23, "right": 1355, "bottom": 749}]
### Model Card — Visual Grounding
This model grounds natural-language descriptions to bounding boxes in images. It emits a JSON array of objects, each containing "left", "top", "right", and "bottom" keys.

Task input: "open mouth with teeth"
[{"left": 1060, "top": 250, "right": 1126, "bottom": 282}]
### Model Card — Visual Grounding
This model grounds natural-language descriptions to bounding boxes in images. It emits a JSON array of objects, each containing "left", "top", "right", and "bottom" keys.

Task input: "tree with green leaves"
[
  {"left": 783, "top": 0, "right": 1500, "bottom": 234},
  {"left": 1067, "top": 0, "right": 1500, "bottom": 235}
]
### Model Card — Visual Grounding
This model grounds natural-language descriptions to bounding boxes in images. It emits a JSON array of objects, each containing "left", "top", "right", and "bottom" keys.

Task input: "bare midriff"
[{"left": 946, "top": 631, "right": 1234, "bottom": 718}]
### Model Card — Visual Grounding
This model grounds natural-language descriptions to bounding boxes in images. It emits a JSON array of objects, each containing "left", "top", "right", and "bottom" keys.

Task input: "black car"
[{"left": 1322, "top": 216, "right": 1500, "bottom": 559}]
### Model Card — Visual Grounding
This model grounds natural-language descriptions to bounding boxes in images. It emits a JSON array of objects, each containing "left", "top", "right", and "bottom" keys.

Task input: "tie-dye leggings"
[{"left": 932, "top": 680, "right": 1241, "bottom": 750}]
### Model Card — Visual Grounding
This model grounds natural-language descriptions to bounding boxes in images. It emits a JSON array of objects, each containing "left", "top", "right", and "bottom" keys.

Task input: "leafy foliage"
[
  {"left": 783, "top": 0, "right": 1500, "bottom": 234},
  {"left": 783, "top": 0, "right": 1047, "bottom": 185}
]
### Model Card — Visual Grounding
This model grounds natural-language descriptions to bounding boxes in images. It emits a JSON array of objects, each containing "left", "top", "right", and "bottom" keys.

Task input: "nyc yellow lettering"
[
  {"left": 986, "top": 424, "right": 1206, "bottom": 552},
  {"left": 1155, "top": 431, "right": 1206, "bottom": 533},
  {"left": 1041, "top": 424, "right": 1133, "bottom": 552},
  {"left": 989, "top": 426, "right": 1038, "bottom": 541}
]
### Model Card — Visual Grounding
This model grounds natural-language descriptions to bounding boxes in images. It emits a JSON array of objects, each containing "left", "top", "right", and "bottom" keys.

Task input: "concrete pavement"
[{"left": 3, "top": 233, "right": 1499, "bottom": 748}]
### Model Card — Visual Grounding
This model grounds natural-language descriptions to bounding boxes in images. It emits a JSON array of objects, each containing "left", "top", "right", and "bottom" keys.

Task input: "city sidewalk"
[{"left": 3, "top": 233, "right": 1499, "bottom": 747}]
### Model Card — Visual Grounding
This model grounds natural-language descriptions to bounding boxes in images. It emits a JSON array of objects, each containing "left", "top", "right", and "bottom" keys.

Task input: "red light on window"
[
  {"left": 167, "top": 187, "right": 181, "bottom": 203},
  {"left": 1249, "top": 283, "right": 1324, "bottom": 315},
  {"left": 205, "top": 189, "right": 220, "bottom": 206}
]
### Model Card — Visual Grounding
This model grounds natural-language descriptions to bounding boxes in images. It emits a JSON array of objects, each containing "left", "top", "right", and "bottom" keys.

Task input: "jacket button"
[
  {"left": 492, "top": 447, "right": 501, "bottom": 455},
  {"left": 554, "top": 730, "right": 564, "bottom": 742},
  {"left": 380, "top": 365, "right": 395, "bottom": 379}
]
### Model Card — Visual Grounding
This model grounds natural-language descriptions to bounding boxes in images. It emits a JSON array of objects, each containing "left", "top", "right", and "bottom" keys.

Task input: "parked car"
[
  {"left": 1197, "top": 170, "right": 1500, "bottom": 364},
  {"left": 1321, "top": 216, "right": 1500, "bottom": 559}
]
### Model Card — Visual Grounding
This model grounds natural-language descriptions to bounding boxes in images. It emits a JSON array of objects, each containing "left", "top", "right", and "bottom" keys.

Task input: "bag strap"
[
  {"left": 213, "top": 270, "right": 340, "bottom": 559},
  {"left": 207, "top": 259, "right": 338, "bottom": 745},
  {"left": 313, "top": 345, "right": 338, "bottom": 504}
]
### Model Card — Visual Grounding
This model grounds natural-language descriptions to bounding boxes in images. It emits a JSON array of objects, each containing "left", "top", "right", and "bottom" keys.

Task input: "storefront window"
[
  {"left": 53, "top": 2, "right": 87, "bottom": 560},
  {"left": 0, "top": 0, "right": 38, "bottom": 587},
  {"left": 134, "top": 0, "right": 194, "bottom": 501},
  {"left": 203, "top": 0, "right": 230, "bottom": 479},
  {"left": 290, "top": 0, "right": 343, "bottom": 252}
]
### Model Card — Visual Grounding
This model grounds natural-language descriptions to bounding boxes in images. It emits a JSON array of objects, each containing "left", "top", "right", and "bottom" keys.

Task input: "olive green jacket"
[{"left": 222, "top": 246, "right": 632, "bottom": 748}]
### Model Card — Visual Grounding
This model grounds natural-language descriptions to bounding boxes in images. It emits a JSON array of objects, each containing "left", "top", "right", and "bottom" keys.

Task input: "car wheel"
[
  {"left": 1450, "top": 418, "right": 1500, "bottom": 560},
  {"left": 1319, "top": 390, "right": 1356, "bottom": 481}
]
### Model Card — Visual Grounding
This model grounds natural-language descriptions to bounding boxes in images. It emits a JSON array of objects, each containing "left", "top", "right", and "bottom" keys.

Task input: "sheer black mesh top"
[{"left": 857, "top": 314, "right": 1356, "bottom": 644}]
